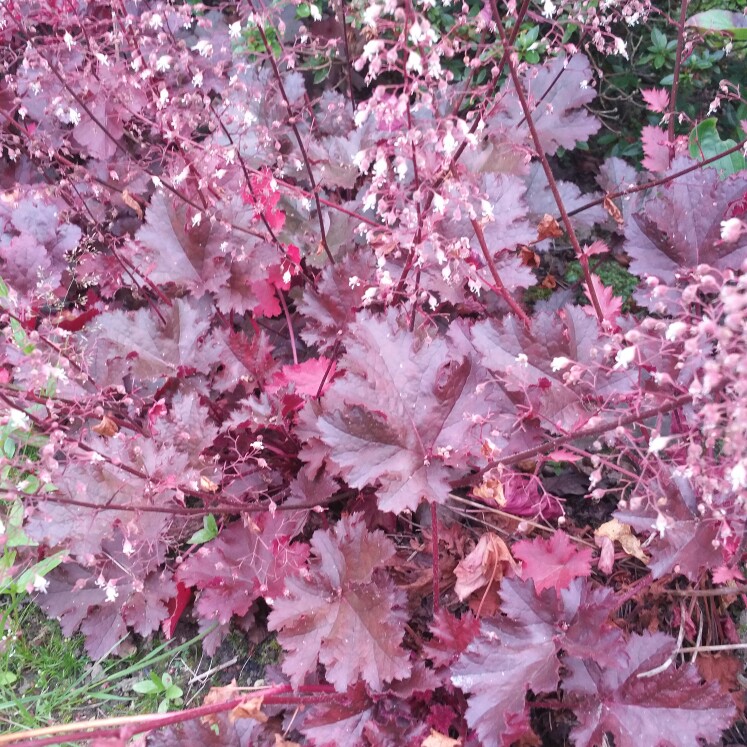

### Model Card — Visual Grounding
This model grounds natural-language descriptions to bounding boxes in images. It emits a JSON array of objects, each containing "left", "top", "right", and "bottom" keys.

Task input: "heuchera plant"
[{"left": 0, "top": 0, "right": 746, "bottom": 745}]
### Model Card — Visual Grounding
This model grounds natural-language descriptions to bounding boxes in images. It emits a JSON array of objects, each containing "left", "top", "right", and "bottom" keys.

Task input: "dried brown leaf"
[
  {"left": 230, "top": 696, "right": 268, "bottom": 724},
  {"left": 454, "top": 532, "right": 517, "bottom": 601},
  {"left": 92, "top": 415, "right": 119, "bottom": 437},
  {"left": 537, "top": 214, "right": 563, "bottom": 240}
]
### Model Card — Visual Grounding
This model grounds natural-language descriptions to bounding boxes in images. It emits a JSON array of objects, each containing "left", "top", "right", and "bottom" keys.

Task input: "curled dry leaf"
[
  {"left": 595, "top": 518, "right": 648, "bottom": 574},
  {"left": 519, "top": 245, "right": 540, "bottom": 268},
  {"left": 92, "top": 415, "right": 118, "bottom": 437},
  {"left": 473, "top": 471, "right": 504, "bottom": 504},
  {"left": 199, "top": 474, "right": 220, "bottom": 493},
  {"left": 200, "top": 680, "right": 240, "bottom": 725},
  {"left": 273, "top": 734, "right": 301, "bottom": 747},
  {"left": 536, "top": 213, "right": 563, "bottom": 240},
  {"left": 454, "top": 532, "right": 517, "bottom": 602},
  {"left": 603, "top": 193, "right": 624, "bottom": 225},
  {"left": 540, "top": 274, "right": 557, "bottom": 289},
  {"left": 230, "top": 696, "right": 268, "bottom": 724},
  {"left": 121, "top": 189, "right": 144, "bottom": 220}
]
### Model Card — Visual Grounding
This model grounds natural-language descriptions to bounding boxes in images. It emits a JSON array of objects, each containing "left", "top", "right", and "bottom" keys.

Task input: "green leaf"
[
  {"left": 164, "top": 684, "right": 183, "bottom": 700},
  {"left": 13, "top": 550, "right": 67, "bottom": 593},
  {"left": 187, "top": 514, "right": 218, "bottom": 545},
  {"left": 2, "top": 438, "right": 16, "bottom": 460},
  {"left": 4, "top": 500, "right": 37, "bottom": 548},
  {"left": 651, "top": 27, "right": 668, "bottom": 49},
  {"left": 686, "top": 10, "right": 747, "bottom": 41},
  {"left": 313, "top": 66, "right": 330, "bottom": 84},
  {"left": 19, "top": 474, "right": 40, "bottom": 494},
  {"left": 0, "top": 671, "right": 18, "bottom": 686},
  {"left": 689, "top": 118, "right": 746, "bottom": 178},
  {"left": 133, "top": 680, "right": 160, "bottom": 695},
  {"left": 522, "top": 25, "right": 539, "bottom": 44}
]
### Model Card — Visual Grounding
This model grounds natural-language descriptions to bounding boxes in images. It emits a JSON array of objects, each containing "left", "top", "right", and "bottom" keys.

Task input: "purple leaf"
[
  {"left": 298, "top": 311, "right": 514, "bottom": 513},
  {"left": 268, "top": 513, "right": 411, "bottom": 691},
  {"left": 491, "top": 54, "right": 601, "bottom": 156},
  {"left": 565, "top": 632, "right": 736, "bottom": 747}
]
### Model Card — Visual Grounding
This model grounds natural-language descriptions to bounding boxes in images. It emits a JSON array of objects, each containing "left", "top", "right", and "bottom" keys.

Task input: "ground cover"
[{"left": 1, "top": 0, "right": 747, "bottom": 745}]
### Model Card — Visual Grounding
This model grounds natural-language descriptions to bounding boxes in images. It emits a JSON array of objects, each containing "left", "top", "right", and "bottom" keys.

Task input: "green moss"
[{"left": 565, "top": 258, "right": 640, "bottom": 309}]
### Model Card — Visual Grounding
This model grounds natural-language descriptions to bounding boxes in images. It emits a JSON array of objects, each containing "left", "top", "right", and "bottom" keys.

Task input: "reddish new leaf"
[
  {"left": 641, "top": 87, "right": 670, "bottom": 114},
  {"left": 268, "top": 513, "right": 411, "bottom": 692},
  {"left": 423, "top": 609, "right": 480, "bottom": 669},
  {"left": 512, "top": 531, "right": 593, "bottom": 593}
]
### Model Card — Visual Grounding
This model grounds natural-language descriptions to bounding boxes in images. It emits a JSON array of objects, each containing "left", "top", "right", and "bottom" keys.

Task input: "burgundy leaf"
[
  {"left": 268, "top": 513, "right": 411, "bottom": 691},
  {"left": 298, "top": 311, "right": 513, "bottom": 513},
  {"left": 625, "top": 158, "right": 747, "bottom": 282},
  {"left": 565, "top": 632, "right": 736, "bottom": 747},
  {"left": 641, "top": 125, "right": 672, "bottom": 172},
  {"left": 491, "top": 54, "right": 601, "bottom": 155},
  {"left": 451, "top": 615, "right": 559, "bottom": 745},
  {"left": 615, "top": 470, "right": 725, "bottom": 579},
  {"left": 177, "top": 511, "right": 309, "bottom": 625}
]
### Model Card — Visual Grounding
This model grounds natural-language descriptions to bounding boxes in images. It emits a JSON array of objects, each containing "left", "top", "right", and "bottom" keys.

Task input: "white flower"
[
  {"left": 730, "top": 461, "right": 747, "bottom": 490},
  {"left": 155, "top": 55, "right": 172, "bottom": 72},
  {"left": 96, "top": 573, "right": 118, "bottom": 601},
  {"left": 406, "top": 51, "right": 423, "bottom": 75},
  {"left": 614, "top": 37, "right": 629, "bottom": 59},
  {"left": 653, "top": 512, "right": 669, "bottom": 538},
  {"left": 648, "top": 434, "right": 672, "bottom": 454},
  {"left": 228, "top": 21, "right": 242, "bottom": 39},
  {"left": 63, "top": 31, "right": 74, "bottom": 50},
  {"left": 665, "top": 321, "right": 688, "bottom": 341},
  {"left": 515, "top": 353, "right": 529, "bottom": 368},
  {"left": 32, "top": 574, "right": 49, "bottom": 594},
  {"left": 192, "top": 39, "right": 213, "bottom": 57},
  {"left": 9, "top": 408, "right": 30, "bottom": 431},
  {"left": 409, "top": 21, "right": 425, "bottom": 44},
  {"left": 542, "top": 0, "right": 556, "bottom": 17},
  {"left": 551, "top": 356, "right": 572, "bottom": 372},
  {"left": 442, "top": 129, "right": 457, "bottom": 156},
  {"left": 613, "top": 345, "right": 636, "bottom": 370},
  {"left": 720, "top": 217, "right": 744, "bottom": 243},
  {"left": 363, "top": 4, "right": 381, "bottom": 27}
]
